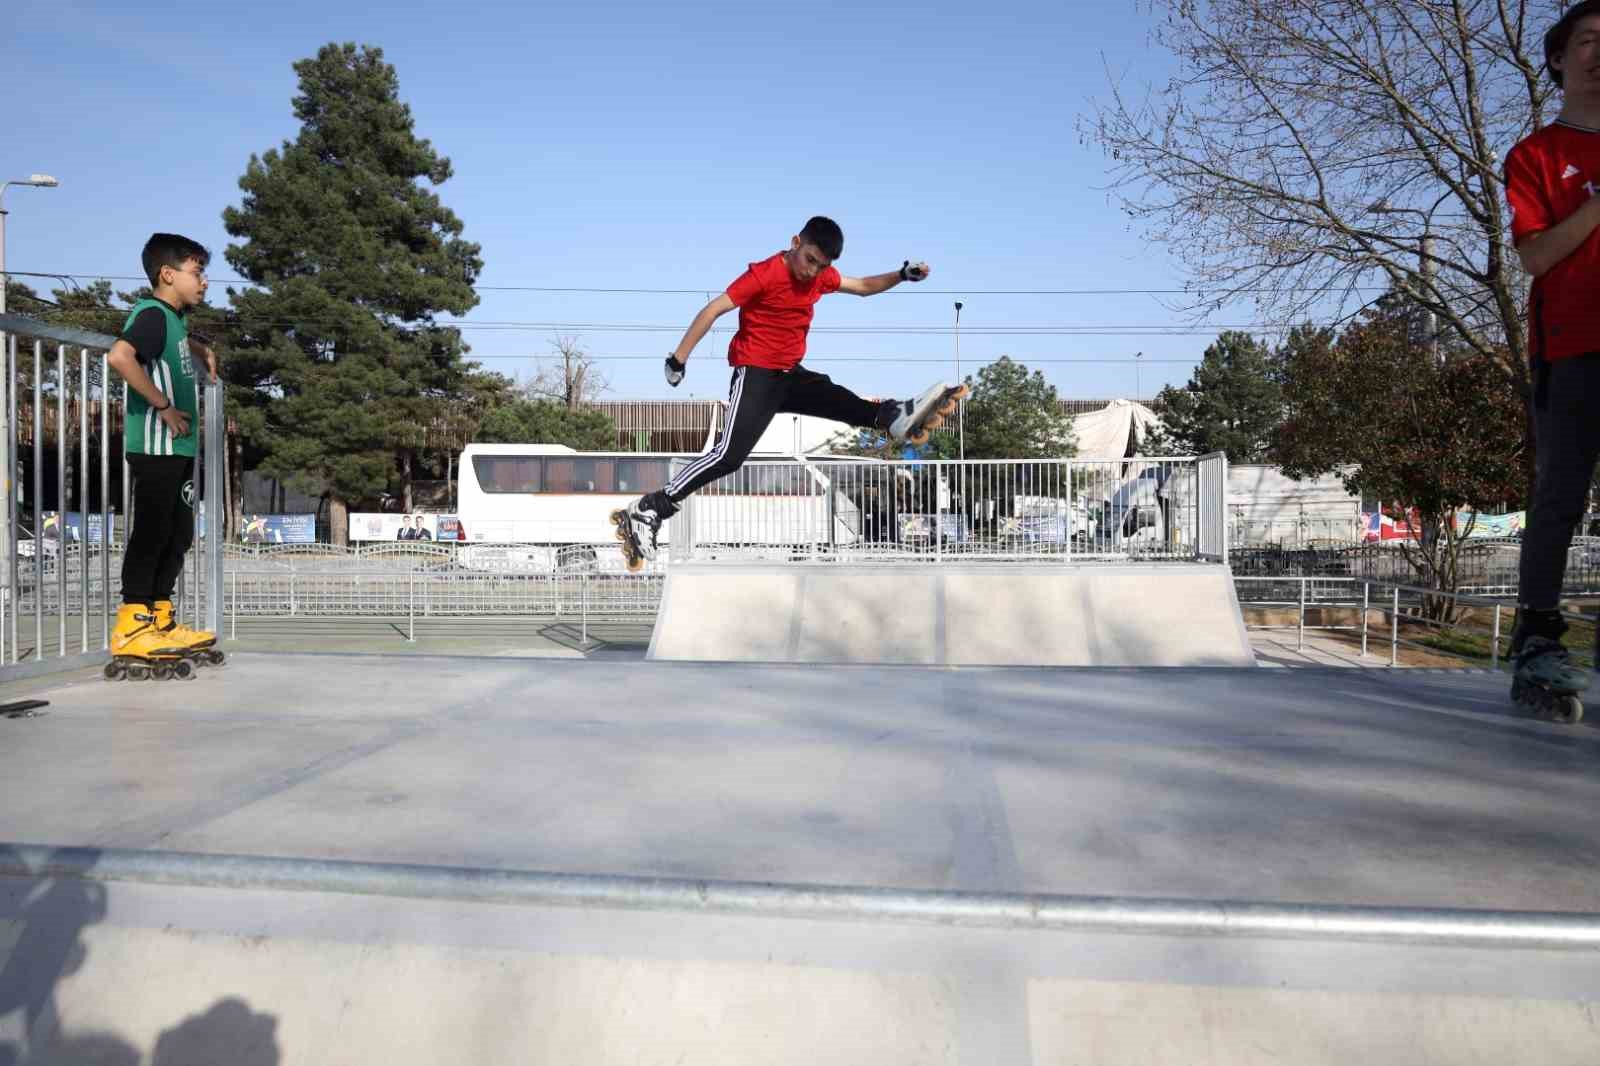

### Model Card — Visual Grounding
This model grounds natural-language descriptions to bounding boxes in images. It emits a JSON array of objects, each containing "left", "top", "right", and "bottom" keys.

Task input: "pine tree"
[
  {"left": 1146, "top": 331, "right": 1282, "bottom": 462},
  {"left": 221, "top": 43, "right": 483, "bottom": 543}
]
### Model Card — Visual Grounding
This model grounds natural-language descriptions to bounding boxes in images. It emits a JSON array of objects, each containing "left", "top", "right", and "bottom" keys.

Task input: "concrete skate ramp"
[
  {"left": 648, "top": 562, "right": 1255, "bottom": 666},
  {"left": 4, "top": 847, "right": 1600, "bottom": 1066}
]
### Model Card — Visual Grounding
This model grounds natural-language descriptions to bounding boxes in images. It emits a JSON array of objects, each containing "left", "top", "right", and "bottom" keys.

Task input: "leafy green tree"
[
  {"left": 221, "top": 42, "right": 483, "bottom": 542},
  {"left": 1145, "top": 331, "right": 1281, "bottom": 462},
  {"left": 1275, "top": 298, "right": 1524, "bottom": 617},
  {"left": 962, "top": 356, "right": 1076, "bottom": 459}
]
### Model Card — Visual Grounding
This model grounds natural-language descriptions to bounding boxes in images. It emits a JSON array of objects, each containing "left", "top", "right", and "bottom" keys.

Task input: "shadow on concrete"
[{"left": 2, "top": 848, "right": 278, "bottom": 1065}]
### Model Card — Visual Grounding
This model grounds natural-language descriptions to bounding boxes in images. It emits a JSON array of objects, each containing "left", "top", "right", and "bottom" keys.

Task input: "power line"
[{"left": 4, "top": 269, "right": 1393, "bottom": 298}]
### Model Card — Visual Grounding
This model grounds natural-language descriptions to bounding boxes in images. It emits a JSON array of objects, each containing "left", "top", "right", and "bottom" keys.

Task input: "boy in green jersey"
[{"left": 104, "top": 233, "right": 220, "bottom": 665}]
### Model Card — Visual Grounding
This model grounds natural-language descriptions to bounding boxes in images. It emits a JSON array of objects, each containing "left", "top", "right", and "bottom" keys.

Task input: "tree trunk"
[
  {"left": 329, "top": 496, "right": 348, "bottom": 547},
  {"left": 401, "top": 449, "right": 414, "bottom": 513},
  {"left": 228, "top": 428, "right": 244, "bottom": 541}
]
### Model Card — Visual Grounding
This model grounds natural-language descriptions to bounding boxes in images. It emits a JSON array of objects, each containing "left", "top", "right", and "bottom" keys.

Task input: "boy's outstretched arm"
[
  {"left": 837, "top": 260, "right": 931, "bottom": 297},
  {"left": 664, "top": 293, "right": 736, "bottom": 386}
]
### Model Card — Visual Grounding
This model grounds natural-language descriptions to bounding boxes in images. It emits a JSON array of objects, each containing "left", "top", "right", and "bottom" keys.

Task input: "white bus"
[{"left": 455, "top": 443, "right": 872, "bottom": 548}]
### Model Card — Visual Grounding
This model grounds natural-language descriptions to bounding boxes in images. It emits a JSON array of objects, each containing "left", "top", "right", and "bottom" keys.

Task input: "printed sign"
[
  {"left": 238, "top": 513, "right": 317, "bottom": 544},
  {"left": 349, "top": 513, "right": 463, "bottom": 542}
]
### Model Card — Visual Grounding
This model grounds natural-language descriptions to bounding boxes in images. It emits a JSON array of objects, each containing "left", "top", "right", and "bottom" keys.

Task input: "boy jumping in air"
[
  {"left": 1504, "top": 0, "right": 1600, "bottom": 720},
  {"left": 613, "top": 216, "right": 963, "bottom": 566},
  {"left": 105, "top": 233, "right": 221, "bottom": 676}
]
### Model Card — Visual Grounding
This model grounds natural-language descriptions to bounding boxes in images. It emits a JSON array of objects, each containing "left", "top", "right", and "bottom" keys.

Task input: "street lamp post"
[
  {"left": 0, "top": 174, "right": 61, "bottom": 639},
  {"left": 0, "top": 174, "right": 62, "bottom": 317},
  {"left": 1368, "top": 191, "right": 1451, "bottom": 364},
  {"left": 953, "top": 301, "right": 964, "bottom": 461}
]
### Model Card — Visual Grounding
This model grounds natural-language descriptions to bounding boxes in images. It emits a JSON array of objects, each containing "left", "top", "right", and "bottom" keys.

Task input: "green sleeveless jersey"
[{"left": 121, "top": 299, "right": 199, "bottom": 457}]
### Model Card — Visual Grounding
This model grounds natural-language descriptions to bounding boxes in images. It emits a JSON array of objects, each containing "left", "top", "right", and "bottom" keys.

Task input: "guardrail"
[
  {"left": 671, "top": 454, "right": 1229, "bottom": 565},
  {"left": 1, "top": 316, "right": 224, "bottom": 680},
  {"left": 1235, "top": 575, "right": 1596, "bottom": 670}
]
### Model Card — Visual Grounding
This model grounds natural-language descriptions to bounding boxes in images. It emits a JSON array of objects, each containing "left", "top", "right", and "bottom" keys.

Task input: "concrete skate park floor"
[{"left": 3, "top": 651, "right": 1599, "bottom": 911}]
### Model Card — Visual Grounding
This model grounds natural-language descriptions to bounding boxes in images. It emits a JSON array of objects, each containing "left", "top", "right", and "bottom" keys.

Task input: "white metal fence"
[
  {"left": 671, "top": 455, "right": 1230, "bottom": 565},
  {"left": 1, "top": 316, "right": 225, "bottom": 677}
]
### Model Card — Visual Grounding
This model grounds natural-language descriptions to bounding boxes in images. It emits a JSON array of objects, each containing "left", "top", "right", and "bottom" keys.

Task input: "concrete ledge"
[{"left": 649, "top": 563, "right": 1255, "bottom": 666}]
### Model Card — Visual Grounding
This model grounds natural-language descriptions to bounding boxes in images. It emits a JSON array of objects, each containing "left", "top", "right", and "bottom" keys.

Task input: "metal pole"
[
  {"left": 581, "top": 572, "right": 589, "bottom": 647},
  {"left": 1297, "top": 577, "right": 1306, "bottom": 652},
  {"left": 5, "top": 332, "right": 14, "bottom": 664},
  {"left": 57, "top": 344, "right": 66, "bottom": 656},
  {"left": 101, "top": 352, "right": 110, "bottom": 647},
  {"left": 230, "top": 567, "right": 237, "bottom": 642},
  {"left": 1491, "top": 604, "right": 1502, "bottom": 672},
  {"left": 953, "top": 302, "right": 964, "bottom": 461},
  {"left": 33, "top": 340, "right": 43, "bottom": 660},
  {"left": 408, "top": 569, "right": 415, "bottom": 643},
  {"left": 1361, "top": 582, "right": 1370, "bottom": 658},
  {"left": 1390, "top": 587, "right": 1400, "bottom": 668},
  {"left": 79, "top": 349, "right": 88, "bottom": 652}
]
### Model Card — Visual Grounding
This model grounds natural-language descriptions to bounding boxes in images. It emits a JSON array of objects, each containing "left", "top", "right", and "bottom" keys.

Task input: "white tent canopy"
[{"left": 1070, "top": 399, "right": 1165, "bottom": 459}]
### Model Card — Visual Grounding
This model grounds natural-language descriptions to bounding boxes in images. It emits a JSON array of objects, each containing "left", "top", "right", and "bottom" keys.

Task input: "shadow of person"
[
  {"left": 151, "top": 998, "right": 280, "bottom": 1066},
  {"left": 20, "top": 1031, "right": 140, "bottom": 1066},
  {"left": 0, "top": 847, "right": 108, "bottom": 1066}
]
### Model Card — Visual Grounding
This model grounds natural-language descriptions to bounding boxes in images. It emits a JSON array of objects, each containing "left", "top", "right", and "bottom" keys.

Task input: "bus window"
[
  {"left": 473, "top": 456, "right": 543, "bottom": 493},
  {"left": 545, "top": 458, "right": 617, "bottom": 494},
  {"left": 617, "top": 459, "right": 671, "bottom": 494}
]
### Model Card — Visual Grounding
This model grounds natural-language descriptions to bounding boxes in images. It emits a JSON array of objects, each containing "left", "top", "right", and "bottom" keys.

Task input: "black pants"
[
  {"left": 659, "top": 365, "right": 889, "bottom": 505},
  {"left": 121, "top": 455, "right": 195, "bottom": 606},
  {"left": 1518, "top": 353, "right": 1600, "bottom": 630}
]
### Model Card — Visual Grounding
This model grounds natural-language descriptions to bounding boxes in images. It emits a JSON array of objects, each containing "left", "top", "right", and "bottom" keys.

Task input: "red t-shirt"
[
  {"left": 723, "top": 252, "right": 841, "bottom": 370},
  {"left": 1505, "top": 121, "right": 1600, "bottom": 362}
]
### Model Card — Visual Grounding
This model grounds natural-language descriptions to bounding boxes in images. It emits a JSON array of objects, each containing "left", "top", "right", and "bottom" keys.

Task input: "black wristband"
[
  {"left": 666, "top": 355, "right": 685, "bottom": 372},
  {"left": 899, "top": 261, "right": 911, "bottom": 281}
]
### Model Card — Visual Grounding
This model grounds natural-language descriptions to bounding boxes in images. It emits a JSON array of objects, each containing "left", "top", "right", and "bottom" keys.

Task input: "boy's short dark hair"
[
  {"left": 1545, "top": 0, "right": 1600, "bottom": 88},
  {"left": 799, "top": 217, "right": 844, "bottom": 261},
  {"left": 141, "top": 233, "right": 210, "bottom": 287}
]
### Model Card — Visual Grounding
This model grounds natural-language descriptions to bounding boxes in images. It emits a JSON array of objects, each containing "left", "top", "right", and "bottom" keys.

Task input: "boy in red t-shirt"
[
  {"left": 1504, "top": 0, "right": 1600, "bottom": 717},
  {"left": 613, "top": 216, "right": 962, "bottom": 562}
]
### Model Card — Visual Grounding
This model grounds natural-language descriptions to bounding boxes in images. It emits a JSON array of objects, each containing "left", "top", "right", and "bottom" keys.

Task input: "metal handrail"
[{"left": 5, "top": 842, "right": 1599, "bottom": 950}]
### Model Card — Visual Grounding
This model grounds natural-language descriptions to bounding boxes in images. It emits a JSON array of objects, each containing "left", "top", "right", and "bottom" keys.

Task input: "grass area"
[{"left": 1408, "top": 613, "right": 1597, "bottom": 670}]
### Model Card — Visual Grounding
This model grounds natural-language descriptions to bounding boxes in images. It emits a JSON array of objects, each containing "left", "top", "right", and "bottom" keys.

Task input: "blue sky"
[{"left": 5, "top": 0, "right": 1242, "bottom": 406}]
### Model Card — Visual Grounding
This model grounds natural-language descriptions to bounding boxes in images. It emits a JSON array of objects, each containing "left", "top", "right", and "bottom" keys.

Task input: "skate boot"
[
  {"left": 153, "top": 599, "right": 225, "bottom": 667},
  {"left": 610, "top": 492, "right": 673, "bottom": 570},
  {"left": 106, "top": 603, "right": 194, "bottom": 681},
  {"left": 884, "top": 381, "right": 969, "bottom": 445},
  {"left": 1510, "top": 634, "right": 1587, "bottom": 724}
]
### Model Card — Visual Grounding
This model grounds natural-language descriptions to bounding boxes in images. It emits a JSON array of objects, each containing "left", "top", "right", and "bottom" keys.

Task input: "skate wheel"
[
  {"left": 125, "top": 665, "right": 149, "bottom": 681},
  {"left": 103, "top": 661, "right": 125, "bottom": 681},
  {"left": 937, "top": 399, "right": 958, "bottom": 416},
  {"left": 1554, "top": 695, "right": 1584, "bottom": 724},
  {"left": 950, "top": 384, "right": 969, "bottom": 401},
  {"left": 151, "top": 663, "right": 172, "bottom": 681},
  {"left": 626, "top": 555, "right": 643, "bottom": 573},
  {"left": 924, "top": 412, "right": 946, "bottom": 431},
  {"left": 173, "top": 659, "right": 195, "bottom": 680},
  {"left": 908, "top": 429, "right": 930, "bottom": 446},
  {"left": 206, "top": 650, "right": 226, "bottom": 666}
]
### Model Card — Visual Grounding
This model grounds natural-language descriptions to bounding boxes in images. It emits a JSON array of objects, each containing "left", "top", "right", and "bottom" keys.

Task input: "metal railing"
[
  {"left": 0, "top": 316, "right": 224, "bottom": 679},
  {"left": 671, "top": 454, "right": 1229, "bottom": 565},
  {"left": 1235, "top": 575, "right": 1594, "bottom": 670}
]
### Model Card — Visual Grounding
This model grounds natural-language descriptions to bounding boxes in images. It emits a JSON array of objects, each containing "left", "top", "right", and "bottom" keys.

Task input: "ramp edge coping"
[{"left": 3, "top": 843, "right": 1598, "bottom": 951}]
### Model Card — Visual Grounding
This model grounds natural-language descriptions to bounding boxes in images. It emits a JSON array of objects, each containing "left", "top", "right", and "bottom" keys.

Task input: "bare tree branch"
[{"left": 1085, "top": 0, "right": 1553, "bottom": 384}]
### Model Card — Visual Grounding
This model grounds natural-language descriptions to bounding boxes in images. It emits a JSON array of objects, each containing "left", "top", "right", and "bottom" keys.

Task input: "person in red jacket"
[
  {"left": 1504, "top": 0, "right": 1600, "bottom": 720},
  {"left": 612, "top": 216, "right": 964, "bottom": 563}
]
